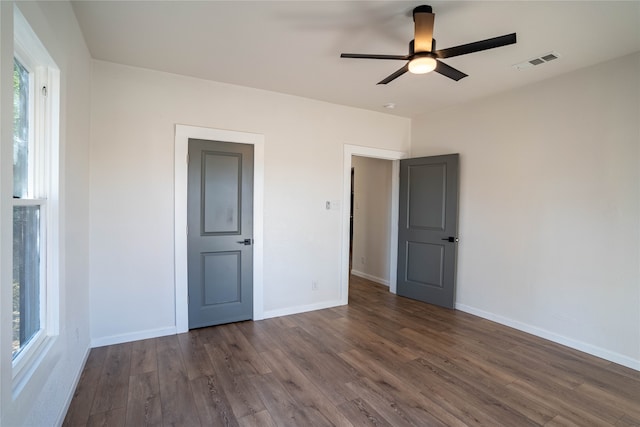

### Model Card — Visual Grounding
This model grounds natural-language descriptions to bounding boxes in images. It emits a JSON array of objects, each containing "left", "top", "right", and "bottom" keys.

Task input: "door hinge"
[
  {"left": 186, "top": 153, "right": 189, "bottom": 164},
  {"left": 186, "top": 225, "right": 188, "bottom": 235}
]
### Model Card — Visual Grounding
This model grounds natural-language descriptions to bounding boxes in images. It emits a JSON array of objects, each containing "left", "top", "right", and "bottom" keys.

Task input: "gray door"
[
  {"left": 187, "top": 139, "right": 253, "bottom": 328},
  {"left": 397, "top": 154, "right": 459, "bottom": 309}
]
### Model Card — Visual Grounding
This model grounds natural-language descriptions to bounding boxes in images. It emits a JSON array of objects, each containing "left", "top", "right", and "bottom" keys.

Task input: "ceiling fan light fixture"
[{"left": 408, "top": 55, "right": 437, "bottom": 74}]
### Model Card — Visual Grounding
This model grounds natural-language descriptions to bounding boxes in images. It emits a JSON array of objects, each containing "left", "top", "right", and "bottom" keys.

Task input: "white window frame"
[{"left": 10, "top": 6, "right": 60, "bottom": 396}]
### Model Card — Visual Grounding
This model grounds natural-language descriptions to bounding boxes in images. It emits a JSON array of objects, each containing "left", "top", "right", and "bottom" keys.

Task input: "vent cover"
[{"left": 513, "top": 52, "right": 561, "bottom": 70}]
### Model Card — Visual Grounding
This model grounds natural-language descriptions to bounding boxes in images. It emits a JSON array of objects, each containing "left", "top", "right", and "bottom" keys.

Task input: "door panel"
[
  {"left": 202, "top": 251, "right": 241, "bottom": 305},
  {"left": 202, "top": 152, "right": 241, "bottom": 234},
  {"left": 408, "top": 163, "right": 446, "bottom": 230},
  {"left": 188, "top": 139, "right": 253, "bottom": 328},
  {"left": 397, "top": 154, "right": 459, "bottom": 309},
  {"left": 406, "top": 242, "right": 444, "bottom": 287}
]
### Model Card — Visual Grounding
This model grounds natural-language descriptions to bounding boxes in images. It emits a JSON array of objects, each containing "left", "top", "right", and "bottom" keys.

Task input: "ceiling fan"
[{"left": 340, "top": 5, "right": 517, "bottom": 84}]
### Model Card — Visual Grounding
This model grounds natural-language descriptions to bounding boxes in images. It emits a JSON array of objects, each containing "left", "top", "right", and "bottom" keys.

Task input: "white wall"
[
  {"left": 351, "top": 156, "right": 392, "bottom": 285},
  {"left": 0, "top": 1, "right": 92, "bottom": 425},
  {"left": 89, "top": 60, "right": 410, "bottom": 345},
  {"left": 412, "top": 53, "right": 640, "bottom": 369}
]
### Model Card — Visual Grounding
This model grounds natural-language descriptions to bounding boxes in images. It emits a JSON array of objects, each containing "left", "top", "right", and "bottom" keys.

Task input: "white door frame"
[
  {"left": 174, "top": 125, "right": 265, "bottom": 333},
  {"left": 340, "top": 144, "right": 408, "bottom": 304}
]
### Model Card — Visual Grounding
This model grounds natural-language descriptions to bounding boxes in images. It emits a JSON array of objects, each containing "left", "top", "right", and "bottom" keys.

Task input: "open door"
[{"left": 397, "top": 154, "right": 459, "bottom": 309}]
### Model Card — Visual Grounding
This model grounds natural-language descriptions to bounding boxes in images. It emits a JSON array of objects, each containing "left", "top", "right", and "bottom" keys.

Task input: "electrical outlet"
[{"left": 312, "top": 281, "right": 318, "bottom": 291}]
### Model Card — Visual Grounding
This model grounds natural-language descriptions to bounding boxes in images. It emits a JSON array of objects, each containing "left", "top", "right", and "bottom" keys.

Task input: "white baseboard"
[
  {"left": 55, "top": 345, "right": 91, "bottom": 427},
  {"left": 455, "top": 303, "right": 640, "bottom": 372},
  {"left": 350, "top": 270, "right": 389, "bottom": 286},
  {"left": 90, "top": 326, "right": 177, "bottom": 348},
  {"left": 262, "top": 299, "right": 345, "bottom": 319}
]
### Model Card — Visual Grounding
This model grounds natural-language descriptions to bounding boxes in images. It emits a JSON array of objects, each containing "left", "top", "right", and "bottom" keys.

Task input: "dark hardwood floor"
[{"left": 63, "top": 275, "right": 640, "bottom": 426}]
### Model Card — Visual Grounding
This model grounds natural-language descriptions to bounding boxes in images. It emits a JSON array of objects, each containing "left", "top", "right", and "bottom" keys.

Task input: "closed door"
[
  {"left": 187, "top": 139, "right": 253, "bottom": 328},
  {"left": 397, "top": 154, "right": 459, "bottom": 309}
]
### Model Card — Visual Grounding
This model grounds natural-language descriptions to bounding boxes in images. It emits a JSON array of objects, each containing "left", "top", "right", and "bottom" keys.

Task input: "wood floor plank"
[
  {"left": 130, "top": 338, "right": 157, "bottom": 375},
  {"left": 204, "top": 341, "right": 266, "bottom": 419},
  {"left": 256, "top": 323, "right": 359, "bottom": 405},
  {"left": 125, "top": 371, "right": 162, "bottom": 427},
  {"left": 545, "top": 414, "right": 585, "bottom": 427},
  {"left": 191, "top": 374, "right": 239, "bottom": 427},
  {"left": 317, "top": 312, "right": 419, "bottom": 368},
  {"left": 606, "top": 362, "right": 640, "bottom": 381},
  {"left": 63, "top": 346, "right": 108, "bottom": 426},
  {"left": 338, "top": 349, "right": 468, "bottom": 427},
  {"left": 156, "top": 335, "right": 201, "bottom": 426},
  {"left": 575, "top": 382, "right": 639, "bottom": 420},
  {"left": 177, "top": 331, "right": 216, "bottom": 380},
  {"left": 338, "top": 398, "right": 394, "bottom": 427},
  {"left": 237, "top": 410, "right": 277, "bottom": 427},
  {"left": 507, "top": 379, "right": 613, "bottom": 426},
  {"left": 86, "top": 407, "right": 126, "bottom": 427},
  {"left": 287, "top": 310, "right": 355, "bottom": 354},
  {"left": 234, "top": 320, "right": 276, "bottom": 354},
  {"left": 501, "top": 360, "right": 623, "bottom": 425},
  {"left": 217, "top": 323, "right": 271, "bottom": 375},
  {"left": 251, "top": 372, "right": 334, "bottom": 427},
  {"left": 407, "top": 356, "right": 541, "bottom": 427},
  {"left": 345, "top": 379, "right": 447, "bottom": 427},
  {"left": 363, "top": 375, "right": 468, "bottom": 427},
  {"left": 65, "top": 276, "right": 640, "bottom": 427},
  {"left": 454, "top": 333, "right": 586, "bottom": 391},
  {"left": 90, "top": 343, "right": 132, "bottom": 415},
  {"left": 515, "top": 342, "right": 640, "bottom": 402},
  {"left": 615, "top": 413, "right": 640, "bottom": 426},
  {"left": 397, "top": 329, "right": 557, "bottom": 424},
  {"left": 260, "top": 348, "right": 354, "bottom": 427},
  {"left": 341, "top": 348, "right": 498, "bottom": 426}
]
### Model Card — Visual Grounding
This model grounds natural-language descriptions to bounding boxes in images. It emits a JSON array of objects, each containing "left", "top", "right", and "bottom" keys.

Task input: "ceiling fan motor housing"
[
  {"left": 339, "top": 3, "right": 516, "bottom": 84},
  {"left": 413, "top": 5, "right": 433, "bottom": 17}
]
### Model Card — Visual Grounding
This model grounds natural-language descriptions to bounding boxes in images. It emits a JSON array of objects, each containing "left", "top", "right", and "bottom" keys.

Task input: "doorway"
[
  {"left": 350, "top": 156, "right": 394, "bottom": 289},
  {"left": 340, "top": 145, "right": 407, "bottom": 304}
]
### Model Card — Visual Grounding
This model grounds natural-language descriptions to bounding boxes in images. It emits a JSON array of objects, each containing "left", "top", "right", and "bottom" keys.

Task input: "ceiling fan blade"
[
  {"left": 377, "top": 64, "right": 409, "bottom": 85},
  {"left": 434, "top": 60, "right": 468, "bottom": 81},
  {"left": 413, "top": 5, "right": 434, "bottom": 53},
  {"left": 340, "top": 53, "right": 409, "bottom": 60},
  {"left": 436, "top": 33, "right": 517, "bottom": 59}
]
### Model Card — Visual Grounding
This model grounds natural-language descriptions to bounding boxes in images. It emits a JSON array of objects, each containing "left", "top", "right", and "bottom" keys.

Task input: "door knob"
[
  {"left": 236, "top": 239, "right": 252, "bottom": 245},
  {"left": 441, "top": 236, "right": 459, "bottom": 243}
]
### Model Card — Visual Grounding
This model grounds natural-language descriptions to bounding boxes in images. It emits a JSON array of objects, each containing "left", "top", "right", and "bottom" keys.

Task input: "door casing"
[{"left": 175, "top": 125, "right": 264, "bottom": 333}]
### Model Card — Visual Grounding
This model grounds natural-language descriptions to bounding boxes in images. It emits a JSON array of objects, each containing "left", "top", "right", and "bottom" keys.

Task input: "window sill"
[{"left": 12, "top": 334, "right": 57, "bottom": 399}]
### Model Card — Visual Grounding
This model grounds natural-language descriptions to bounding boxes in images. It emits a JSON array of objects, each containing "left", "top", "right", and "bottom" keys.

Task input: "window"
[
  {"left": 12, "top": 56, "right": 43, "bottom": 359},
  {"left": 10, "top": 6, "right": 60, "bottom": 390}
]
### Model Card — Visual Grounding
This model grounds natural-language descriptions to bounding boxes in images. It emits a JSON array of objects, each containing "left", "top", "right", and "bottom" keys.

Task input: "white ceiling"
[{"left": 71, "top": 1, "right": 640, "bottom": 118}]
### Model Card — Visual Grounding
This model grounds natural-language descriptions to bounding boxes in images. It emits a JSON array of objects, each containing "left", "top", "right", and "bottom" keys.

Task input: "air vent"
[{"left": 513, "top": 51, "right": 562, "bottom": 70}]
